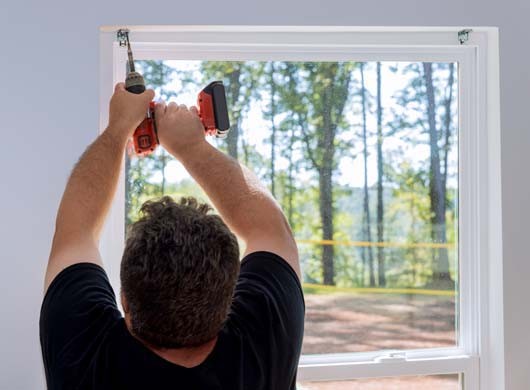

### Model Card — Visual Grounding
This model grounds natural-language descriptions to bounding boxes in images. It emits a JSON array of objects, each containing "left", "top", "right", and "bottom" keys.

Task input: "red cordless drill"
[{"left": 122, "top": 30, "right": 230, "bottom": 156}]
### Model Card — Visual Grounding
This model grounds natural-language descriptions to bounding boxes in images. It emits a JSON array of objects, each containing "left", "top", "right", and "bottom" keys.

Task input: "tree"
[
  {"left": 442, "top": 63, "right": 455, "bottom": 210},
  {"left": 226, "top": 66, "right": 242, "bottom": 160},
  {"left": 391, "top": 62, "right": 457, "bottom": 289},
  {"left": 376, "top": 62, "right": 386, "bottom": 287},
  {"left": 359, "top": 62, "right": 376, "bottom": 287},
  {"left": 282, "top": 62, "right": 353, "bottom": 285},
  {"left": 286, "top": 123, "right": 296, "bottom": 227},
  {"left": 269, "top": 62, "right": 278, "bottom": 197},
  {"left": 423, "top": 62, "right": 455, "bottom": 289}
]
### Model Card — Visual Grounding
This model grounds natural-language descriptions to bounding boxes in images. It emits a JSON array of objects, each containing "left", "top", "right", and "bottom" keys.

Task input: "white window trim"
[{"left": 98, "top": 26, "right": 503, "bottom": 390}]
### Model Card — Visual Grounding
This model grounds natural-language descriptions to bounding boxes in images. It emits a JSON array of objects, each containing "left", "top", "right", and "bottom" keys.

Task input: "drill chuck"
[{"left": 125, "top": 71, "right": 146, "bottom": 94}]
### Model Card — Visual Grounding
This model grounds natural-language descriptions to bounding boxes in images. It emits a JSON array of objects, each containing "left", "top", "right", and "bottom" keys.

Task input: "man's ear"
[{"left": 120, "top": 290, "right": 129, "bottom": 314}]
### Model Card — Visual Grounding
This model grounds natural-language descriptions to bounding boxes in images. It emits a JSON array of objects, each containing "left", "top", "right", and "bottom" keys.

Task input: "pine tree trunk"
[
  {"left": 360, "top": 63, "right": 376, "bottom": 287},
  {"left": 423, "top": 63, "right": 454, "bottom": 289},
  {"left": 227, "top": 66, "right": 242, "bottom": 160},
  {"left": 287, "top": 126, "right": 295, "bottom": 228},
  {"left": 319, "top": 165, "right": 335, "bottom": 286},
  {"left": 409, "top": 197, "right": 418, "bottom": 286},
  {"left": 376, "top": 62, "right": 386, "bottom": 287},
  {"left": 360, "top": 241, "right": 367, "bottom": 287},
  {"left": 320, "top": 67, "right": 336, "bottom": 286},
  {"left": 319, "top": 66, "right": 337, "bottom": 286},
  {"left": 270, "top": 63, "right": 277, "bottom": 197},
  {"left": 442, "top": 63, "right": 455, "bottom": 202}
]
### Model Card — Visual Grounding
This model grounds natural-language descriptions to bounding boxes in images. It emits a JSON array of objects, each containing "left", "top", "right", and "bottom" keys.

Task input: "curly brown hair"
[{"left": 120, "top": 196, "right": 240, "bottom": 348}]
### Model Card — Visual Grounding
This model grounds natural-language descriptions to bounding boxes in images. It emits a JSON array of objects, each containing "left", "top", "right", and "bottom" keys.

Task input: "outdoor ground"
[
  {"left": 299, "top": 288, "right": 458, "bottom": 389},
  {"left": 298, "top": 375, "right": 459, "bottom": 389}
]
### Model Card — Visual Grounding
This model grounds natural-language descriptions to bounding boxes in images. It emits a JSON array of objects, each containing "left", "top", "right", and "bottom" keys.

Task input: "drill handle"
[{"left": 132, "top": 101, "right": 158, "bottom": 156}]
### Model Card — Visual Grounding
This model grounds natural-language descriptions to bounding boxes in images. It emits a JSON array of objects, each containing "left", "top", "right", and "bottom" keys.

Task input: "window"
[
  {"left": 128, "top": 59, "right": 459, "bottom": 358},
  {"left": 99, "top": 27, "right": 503, "bottom": 390}
]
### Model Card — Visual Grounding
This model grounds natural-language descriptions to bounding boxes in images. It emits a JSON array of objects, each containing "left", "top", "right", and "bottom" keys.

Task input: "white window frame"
[{"left": 98, "top": 26, "right": 503, "bottom": 390}]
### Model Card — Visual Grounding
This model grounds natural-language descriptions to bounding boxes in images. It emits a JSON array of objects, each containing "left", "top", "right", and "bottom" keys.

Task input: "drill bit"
[
  {"left": 123, "top": 30, "right": 146, "bottom": 94},
  {"left": 125, "top": 33, "right": 136, "bottom": 73}
]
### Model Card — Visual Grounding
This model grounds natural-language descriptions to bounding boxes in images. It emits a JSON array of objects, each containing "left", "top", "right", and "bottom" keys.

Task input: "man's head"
[{"left": 120, "top": 196, "right": 240, "bottom": 349}]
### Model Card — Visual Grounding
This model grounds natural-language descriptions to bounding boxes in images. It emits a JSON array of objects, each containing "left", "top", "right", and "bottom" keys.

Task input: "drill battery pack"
[{"left": 197, "top": 81, "right": 230, "bottom": 139}]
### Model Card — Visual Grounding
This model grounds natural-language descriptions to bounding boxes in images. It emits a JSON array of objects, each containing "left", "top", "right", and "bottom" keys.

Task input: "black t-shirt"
[{"left": 40, "top": 251, "right": 305, "bottom": 390}]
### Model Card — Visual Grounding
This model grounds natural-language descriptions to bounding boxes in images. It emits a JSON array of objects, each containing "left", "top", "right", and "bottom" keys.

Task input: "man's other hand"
[
  {"left": 155, "top": 102, "right": 206, "bottom": 159},
  {"left": 108, "top": 82, "right": 155, "bottom": 138}
]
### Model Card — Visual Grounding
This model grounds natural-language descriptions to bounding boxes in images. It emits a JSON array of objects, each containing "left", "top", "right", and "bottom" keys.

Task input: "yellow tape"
[
  {"left": 297, "top": 239, "right": 455, "bottom": 249},
  {"left": 303, "top": 283, "right": 456, "bottom": 297}
]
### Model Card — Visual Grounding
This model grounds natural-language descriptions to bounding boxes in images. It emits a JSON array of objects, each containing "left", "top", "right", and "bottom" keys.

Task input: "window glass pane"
[
  {"left": 126, "top": 60, "right": 459, "bottom": 355},
  {"left": 298, "top": 374, "right": 461, "bottom": 390}
]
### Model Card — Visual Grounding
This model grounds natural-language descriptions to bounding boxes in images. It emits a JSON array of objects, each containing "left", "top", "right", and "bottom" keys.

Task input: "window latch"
[{"left": 374, "top": 352, "right": 407, "bottom": 363}]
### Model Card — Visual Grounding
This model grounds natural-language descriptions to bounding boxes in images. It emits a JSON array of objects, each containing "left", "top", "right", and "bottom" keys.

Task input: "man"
[{"left": 40, "top": 83, "right": 305, "bottom": 389}]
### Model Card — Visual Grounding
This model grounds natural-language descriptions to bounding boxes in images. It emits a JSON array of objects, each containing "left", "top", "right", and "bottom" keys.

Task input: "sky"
[{"left": 139, "top": 60, "right": 458, "bottom": 189}]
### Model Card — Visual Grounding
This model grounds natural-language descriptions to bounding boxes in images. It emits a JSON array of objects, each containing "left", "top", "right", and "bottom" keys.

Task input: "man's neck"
[
  {"left": 124, "top": 316, "right": 218, "bottom": 368},
  {"left": 150, "top": 336, "right": 218, "bottom": 368}
]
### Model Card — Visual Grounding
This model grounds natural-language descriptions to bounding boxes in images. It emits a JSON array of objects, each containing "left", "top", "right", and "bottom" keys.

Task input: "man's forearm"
[
  {"left": 155, "top": 102, "right": 299, "bottom": 275},
  {"left": 53, "top": 128, "right": 127, "bottom": 243}
]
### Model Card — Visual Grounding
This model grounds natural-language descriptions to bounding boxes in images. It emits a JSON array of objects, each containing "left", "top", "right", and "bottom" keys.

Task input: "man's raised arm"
[
  {"left": 155, "top": 102, "right": 300, "bottom": 278},
  {"left": 44, "top": 84, "right": 154, "bottom": 291}
]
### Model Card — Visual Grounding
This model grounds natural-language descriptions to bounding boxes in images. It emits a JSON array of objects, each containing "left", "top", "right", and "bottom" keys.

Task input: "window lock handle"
[{"left": 374, "top": 352, "right": 407, "bottom": 363}]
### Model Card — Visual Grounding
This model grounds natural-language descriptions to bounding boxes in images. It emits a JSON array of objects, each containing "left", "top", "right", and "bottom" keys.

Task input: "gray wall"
[{"left": 1, "top": 0, "right": 528, "bottom": 388}]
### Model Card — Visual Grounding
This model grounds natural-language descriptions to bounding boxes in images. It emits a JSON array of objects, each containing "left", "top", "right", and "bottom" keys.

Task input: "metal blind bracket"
[
  {"left": 117, "top": 29, "right": 130, "bottom": 47},
  {"left": 458, "top": 29, "right": 473, "bottom": 45}
]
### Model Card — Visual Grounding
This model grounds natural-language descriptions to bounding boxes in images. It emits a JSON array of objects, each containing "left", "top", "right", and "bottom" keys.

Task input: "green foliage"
[{"left": 124, "top": 60, "right": 459, "bottom": 290}]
